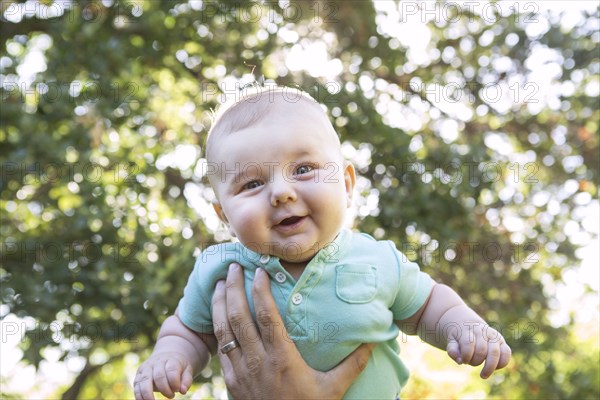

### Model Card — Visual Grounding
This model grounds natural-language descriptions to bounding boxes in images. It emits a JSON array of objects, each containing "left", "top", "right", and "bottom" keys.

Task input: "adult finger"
[
  {"left": 252, "top": 267, "right": 291, "bottom": 354},
  {"left": 319, "top": 343, "right": 375, "bottom": 398},
  {"left": 216, "top": 344, "right": 239, "bottom": 392},
  {"left": 225, "top": 263, "right": 263, "bottom": 353},
  {"left": 212, "top": 279, "right": 242, "bottom": 363}
]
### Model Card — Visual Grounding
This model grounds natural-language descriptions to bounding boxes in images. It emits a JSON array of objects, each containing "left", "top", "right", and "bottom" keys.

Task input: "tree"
[{"left": 1, "top": 1, "right": 598, "bottom": 398}]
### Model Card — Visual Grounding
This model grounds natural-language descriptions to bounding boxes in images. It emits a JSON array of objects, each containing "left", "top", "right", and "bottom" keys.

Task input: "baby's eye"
[
  {"left": 295, "top": 165, "right": 314, "bottom": 175},
  {"left": 244, "top": 180, "right": 262, "bottom": 190}
]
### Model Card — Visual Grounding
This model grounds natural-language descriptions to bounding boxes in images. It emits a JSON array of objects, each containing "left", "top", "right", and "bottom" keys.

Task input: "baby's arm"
[
  {"left": 397, "top": 283, "right": 511, "bottom": 379},
  {"left": 134, "top": 311, "right": 217, "bottom": 400}
]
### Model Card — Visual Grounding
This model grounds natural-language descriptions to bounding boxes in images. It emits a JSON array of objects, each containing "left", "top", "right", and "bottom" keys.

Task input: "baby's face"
[{"left": 209, "top": 102, "right": 355, "bottom": 263}]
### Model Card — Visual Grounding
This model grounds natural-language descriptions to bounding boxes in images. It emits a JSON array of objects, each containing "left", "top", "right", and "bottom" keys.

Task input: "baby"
[{"left": 134, "top": 86, "right": 511, "bottom": 399}]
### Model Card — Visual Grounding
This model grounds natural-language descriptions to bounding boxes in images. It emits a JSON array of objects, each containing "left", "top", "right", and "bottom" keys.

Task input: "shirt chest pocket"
[{"left": 335, "top": 264, "right": 378, "bottom": 304}]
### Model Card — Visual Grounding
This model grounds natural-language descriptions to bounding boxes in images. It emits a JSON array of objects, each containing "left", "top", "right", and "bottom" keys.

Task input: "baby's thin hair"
[{"left": 205, "top": 86, "right": 327, "bottom": 161}]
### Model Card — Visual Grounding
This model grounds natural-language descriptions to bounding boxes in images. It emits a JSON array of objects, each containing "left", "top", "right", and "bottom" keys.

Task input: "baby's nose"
[{"left": 270, "top": 178, "right": 297, "bottom": 206}]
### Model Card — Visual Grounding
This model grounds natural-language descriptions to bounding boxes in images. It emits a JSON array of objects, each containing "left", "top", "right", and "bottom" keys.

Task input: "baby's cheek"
[
  {"left": 232, "top": 212, "right": 265, "bottom": 242},
  {"left": 232, "top": 215, "right": 252, "bottom": 233}
]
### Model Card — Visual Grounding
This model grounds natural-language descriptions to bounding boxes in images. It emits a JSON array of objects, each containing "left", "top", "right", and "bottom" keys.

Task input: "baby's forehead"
[{"left": 207, "top": 91, "right": 339, "bottom": 158}]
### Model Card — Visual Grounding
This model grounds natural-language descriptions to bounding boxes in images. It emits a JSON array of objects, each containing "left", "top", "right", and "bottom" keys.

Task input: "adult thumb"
[{"left": 320, "top": 343, "right": 375, "bottom": 397}]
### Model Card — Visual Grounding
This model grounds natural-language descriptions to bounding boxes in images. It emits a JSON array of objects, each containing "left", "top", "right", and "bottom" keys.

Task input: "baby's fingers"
[
  {"left": 153, "top": 361, "right": 175, "bottom": 399},
  {"left": 180, "top": 364, "right": 193, "bottom": 394},
  {"left": 446, "top": 338, "right": 463, "bottom": 364},
  {"left": 480, "top": 336, "right": 512, "bottom": 379},
  {"left": 469, "top": 333, "right": 489, "bottom": 366},
  {"left": 498, "top": 341, "right": 512, "bottom": 369},
  {"left": 457, "top": 336, "right": 477, "bottom": 366},
  {"left": 133, "top": 365, "right": 156, "bottom": 400},
  {"left": 480, "top": 343, "right": 501, "bottom": 379},
  {"left": 165, "top": 359, "right": 187, "bottom": 395}
]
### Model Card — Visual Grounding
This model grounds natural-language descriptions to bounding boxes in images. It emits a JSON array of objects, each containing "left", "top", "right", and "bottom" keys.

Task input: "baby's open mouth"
[{"left": 279, "top": 216, "right": 303, "bottom": 226}]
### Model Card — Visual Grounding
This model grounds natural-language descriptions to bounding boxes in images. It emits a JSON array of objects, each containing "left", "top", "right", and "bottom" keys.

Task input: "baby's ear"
[
  {"left": 343, "top": 161, "right": 356, "bottom": 206},
  {"left": 212, "top": 200, "right": 228, "bottom": 224},
  {"left": 212, "top": 200, "right": 236, "bottom": 237}
]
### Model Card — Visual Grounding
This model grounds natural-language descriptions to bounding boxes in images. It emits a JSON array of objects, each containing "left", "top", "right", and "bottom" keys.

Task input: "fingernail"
[
  {"left": 216, "top": 280, "right": 224, "bottom": 289},
  {"left": 229, "top": 263, "right": 238, "bottom": 273},
  {"left": 255, "top": 268, "right": 263, "bottom": 278}
]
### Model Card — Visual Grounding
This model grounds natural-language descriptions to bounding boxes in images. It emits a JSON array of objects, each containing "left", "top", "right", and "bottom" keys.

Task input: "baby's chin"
[
  {"left": 272, "top": 249, "right": 315, "bottom": 264},
  {"left": 278, "top": 254, "right": 313, "bottom": 264},
  {"left": 273, "top": 241, "right": 336, "bottom": 264}
]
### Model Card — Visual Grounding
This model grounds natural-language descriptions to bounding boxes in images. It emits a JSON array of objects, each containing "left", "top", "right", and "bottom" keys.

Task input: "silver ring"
[{"left": 220, "top": 339, "right": 240, "bottom": 354}]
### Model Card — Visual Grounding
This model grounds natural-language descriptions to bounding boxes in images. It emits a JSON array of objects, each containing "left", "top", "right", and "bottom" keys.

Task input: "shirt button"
[
  {"left": 275, "top": 272, "right": 287, "bottom": 283},
  {"left": 259, "top": 254, "right": 270, "bottom": 264},
  {"left": 292, "top": 293, "right": 303, "bottom": 305}
]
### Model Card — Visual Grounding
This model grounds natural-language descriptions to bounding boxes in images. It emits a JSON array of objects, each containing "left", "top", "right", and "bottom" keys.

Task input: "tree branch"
[{"left": 61, "top": 345, "right": 144, "bottom": 400}]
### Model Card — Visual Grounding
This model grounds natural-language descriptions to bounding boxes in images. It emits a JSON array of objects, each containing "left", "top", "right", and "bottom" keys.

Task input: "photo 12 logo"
[
  {"left": 199, "top": 81, "right": 342, "bottom": 105},
  {"left": 2, "top": 1, "right": 143, "bottom": 24},
  {"left": 398, "top": 1, "right": 539, "bottom": 24},
  {"left": 196, "top": 160, "right": 341, "bottom": 184},
  {"left": 1, "top": 161, "right": 140, "bottom": 185},
  {"left": 398, "top": 161, "right": 540, "bottom": 185},
  {"left": 398, "top": 320, "right": 539, "bottom": 344},
  {"left": 1, "top": 241, "right": 139, "bottom": 265},
  {"left": 2, "top": 81, "right": 139, "bottom": 104},
  {"left": 1, "top": 320, "right": 139, "bottom": 344},
  {"left": 401, "top": 240, "right": 539, "bottom": 265}
]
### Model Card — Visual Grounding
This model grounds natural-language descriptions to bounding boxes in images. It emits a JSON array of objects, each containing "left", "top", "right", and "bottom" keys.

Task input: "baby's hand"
[
  {"left": 133, "top": 352, "right": 193, "bottom": 400},
  {"left": 445, "top": 322, "right": 512, "bottom": 379}
]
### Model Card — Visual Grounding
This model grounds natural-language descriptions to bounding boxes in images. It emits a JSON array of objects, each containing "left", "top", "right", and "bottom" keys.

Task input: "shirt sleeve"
[
  {"left": 177, "top": 246, "right": 227, "bottom": 333},
  {"left": 388, "top": 241, "right": 435, "bottom": 321}
]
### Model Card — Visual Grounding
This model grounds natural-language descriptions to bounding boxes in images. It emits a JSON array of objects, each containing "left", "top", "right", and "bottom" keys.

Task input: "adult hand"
[{"left": 212, "top": 263, "right": 374, "bottom": 399}]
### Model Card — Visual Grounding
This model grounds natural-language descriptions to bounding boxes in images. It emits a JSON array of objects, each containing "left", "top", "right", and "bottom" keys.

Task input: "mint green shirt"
[{"left": 178, "top": 229, "right": 435, "bottom": 399}]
